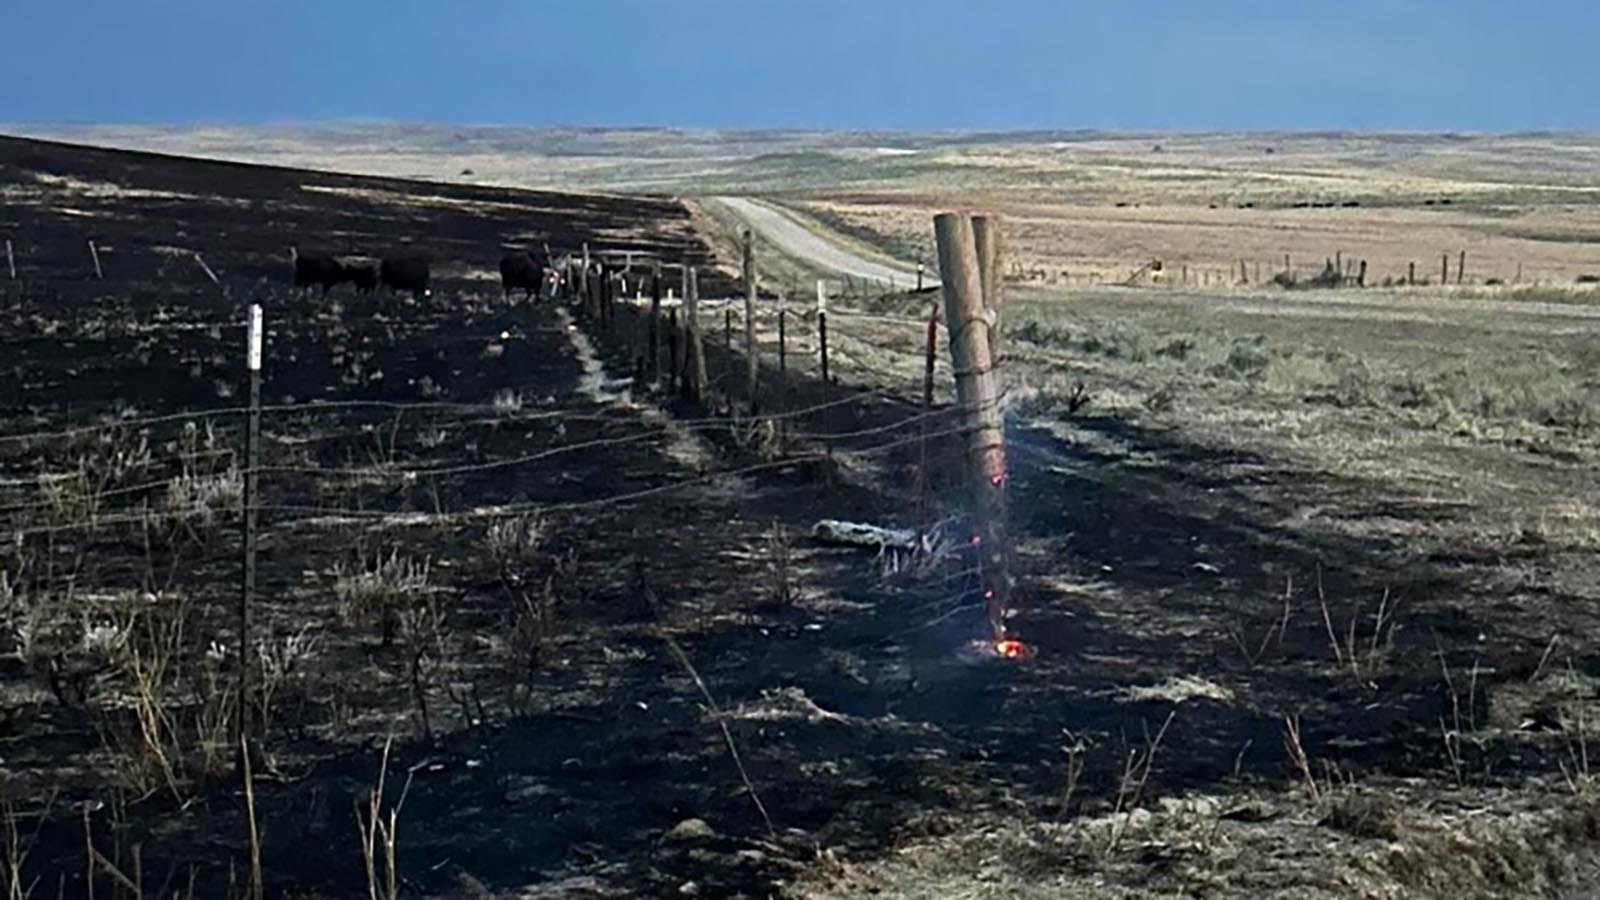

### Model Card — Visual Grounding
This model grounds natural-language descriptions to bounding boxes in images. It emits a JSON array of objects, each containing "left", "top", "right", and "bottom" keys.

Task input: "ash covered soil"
[{"left": 0, "top": 135, "right": 1597, "bottom": 899}]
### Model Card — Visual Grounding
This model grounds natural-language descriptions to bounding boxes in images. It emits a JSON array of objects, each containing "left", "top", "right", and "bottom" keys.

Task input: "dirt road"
[{"left": 710, "top": 195, "right": 933, "bottom": 288}]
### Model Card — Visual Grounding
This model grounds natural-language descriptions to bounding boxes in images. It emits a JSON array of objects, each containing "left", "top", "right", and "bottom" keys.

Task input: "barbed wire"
[
  {"left": 1, "top": 421, "right": 975, "bottom": 541},
  {"left": 0, "top": 380, "right": 951, "bottom": 518}
]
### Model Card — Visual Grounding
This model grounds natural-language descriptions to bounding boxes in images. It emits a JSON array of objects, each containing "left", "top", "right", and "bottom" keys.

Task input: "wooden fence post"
[
  {"left": 604, "top": 267, "right": 616, "bottom": 335},
  {"left": 917, "top": 262, "right": 925, "bottom": 292},
  {"left": 743, "top": 229, "right": 759, "bottom": 415},
  {"left": 777, "top": 294, "right": 787, "bottom": 382},
  {"left": 1458, "top": 251, "right": 1466, "bottom": 285},
  {"left": 649, "top": 265, "right": 662, "bottom": 384},
  {"left": 724, "top": 308, "right": 732, "bottom": 350},
  {"left": 4, "top": 239, "right": 13, "bottom": 280},
  {"left": 1284, "top": 253, "right": 1291, "bottom": 274},
  {"left": 1358, "top": 259, "right": 1367, "bottom": 287},
  {"left": 88, "top": 239, "right": 103, "bottom": 279},
  {"left": 1409, "top": 261, "right": 1416, "bottom": 286},
  {"left": 239, "top": 303, "right": 263, "bottom": 765},
  {"left": 687, "top": 267, "right": 707, "bottom": 403},
  {"left": 934, "top": 213, "right": 1011, "bottom": 642},
  {"left": 973, "top": 215, "right": 1004, "bottom": 364},
  {"left": 816, "top": 279, "right": 830, "bottom": 386},
  {"left": 667, "top": 307, "right": 680, "bottom": 397},
  {"left": 580, "top": 243, "right": 590, "bottom": 316},
  {"left": 1442, "top": 253, "right": 1449, "bottom": 286}
]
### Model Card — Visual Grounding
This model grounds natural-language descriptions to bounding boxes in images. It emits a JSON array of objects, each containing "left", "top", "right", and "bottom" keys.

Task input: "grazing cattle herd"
[{"left": 288, "top": 244, "right": 573, "bottom": 301}]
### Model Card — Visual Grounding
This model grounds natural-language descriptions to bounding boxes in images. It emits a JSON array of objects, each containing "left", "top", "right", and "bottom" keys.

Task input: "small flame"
[{"left": 994, "top": 638, "right": 1033, "bottom": 660}]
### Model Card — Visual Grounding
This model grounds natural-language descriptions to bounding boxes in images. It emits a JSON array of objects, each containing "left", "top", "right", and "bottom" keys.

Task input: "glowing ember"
[{"left": 994, "top": 638, "right": 1034, "bottom": 660}]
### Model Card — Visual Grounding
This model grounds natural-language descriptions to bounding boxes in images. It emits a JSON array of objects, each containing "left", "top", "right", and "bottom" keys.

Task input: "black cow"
[
  {"left": 379, "top": 256, "right": 431, "bottom": 300},
  {"left": 341, "top": 259, "right": 380, "bottom": 295},
  {"left": 289, "top": 244, "right": 343, "bottom": 296},
  {"left": 499, "top": 252, "right": 543, "bottom": 301}
]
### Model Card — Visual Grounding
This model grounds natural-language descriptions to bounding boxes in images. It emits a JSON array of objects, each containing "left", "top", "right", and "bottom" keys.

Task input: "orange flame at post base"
[{"left": 994, "top": 638, "right": 1034, "bottom": 660}]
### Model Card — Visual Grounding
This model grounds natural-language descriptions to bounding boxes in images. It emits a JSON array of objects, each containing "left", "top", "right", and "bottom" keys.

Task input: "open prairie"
[{"left": 28, "top": 125, "right": 1600, "bottom": 283}]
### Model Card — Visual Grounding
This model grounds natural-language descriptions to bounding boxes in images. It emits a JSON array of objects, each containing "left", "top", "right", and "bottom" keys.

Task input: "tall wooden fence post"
[
  {"left": 973, "top": 215, "right": 1005, "bottom": 365},
  {"left": 88, "top": 239, "right": 103, "bottom": 279},
  {"left": 815, "top": 279, "right": 830, "bottom": 386},
  {"left": 239, "top": 303, "right": 263, "bottom": 767},
  {"left": 687, "top": 267, "right": 707, "bottom": 403},
  {"left": 934, "top": 213, "right": 1011, "bottom": 642},
  {"left": 1442, "top": 253, "right": 1449, "bottom": 286},
  {"left": 1409, "top": 261, "right": 1416, "bottom": 286},
  {"left": 743, "top": 229, "right": 759, "bottom": 415},
  {"left": 1358, "top": 259, "right": 1368, "bottom": 287},
  {"left": 5, "top": 239, "right": 13, "bottom": 280},
  {"left": 1458, "top": 251, "right": 1466, "bottom": 285}
]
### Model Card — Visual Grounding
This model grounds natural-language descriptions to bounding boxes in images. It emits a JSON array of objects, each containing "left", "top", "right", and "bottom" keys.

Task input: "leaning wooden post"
[
  {"left": 238, "top": 303, "right": 263, "bottom": 765},
  {"left": 4, "top": 239, "right": 13, "bottom": 280},
  {"left": 1458, "top": 250, "right": 1466, "bottom": 285},
  {"left": 649, "top": 265, "right": 662, "bottom": 384},
  {"left": 1442, "top": 253, "right": 1449, "bottom": 286},
  {"left": 973, "top": 215, "right": 1005, "bottom": 365},
  {"left": 934, "top": 213, "right": 1011, "bottom": 642},
  {"left": 88, "top": 239, "right": 103, "bottom": 279},
  {"left": 816, "top": 279, "right": 830, "bottom": 386},
  {"left": 686, "top": 267, "right": 708, "bottom": 403},
  {"left": 743, "top": 229, "right": 759, "bottom": 414}
]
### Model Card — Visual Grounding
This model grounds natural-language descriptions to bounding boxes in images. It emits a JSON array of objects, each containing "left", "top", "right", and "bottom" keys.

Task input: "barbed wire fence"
[{"left": 0, "top": 224, "right": 1027, "bottom": 765}]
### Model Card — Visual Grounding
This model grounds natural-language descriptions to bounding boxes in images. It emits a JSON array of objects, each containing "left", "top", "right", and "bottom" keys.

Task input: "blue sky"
[{"left": 1, "top": 0, "right": 1594, "bottom": 130}]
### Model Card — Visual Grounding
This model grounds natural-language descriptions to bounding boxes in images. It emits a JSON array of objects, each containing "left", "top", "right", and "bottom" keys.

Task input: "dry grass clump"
[
  {"left": 485, "top": 514, "right": 546, "bottom": 568},
  {"left": 163, "top": 467, "right": 242, "bottom": 530},
  {"left": 334, "top": 548, "right": 434, "bottom": 647}
]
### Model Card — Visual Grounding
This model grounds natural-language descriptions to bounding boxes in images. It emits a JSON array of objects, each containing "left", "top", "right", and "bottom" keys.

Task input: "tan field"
[{"left": 23, "top": 125, "right": 1600, "bottom": 285}]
